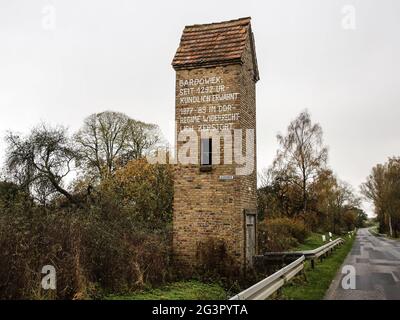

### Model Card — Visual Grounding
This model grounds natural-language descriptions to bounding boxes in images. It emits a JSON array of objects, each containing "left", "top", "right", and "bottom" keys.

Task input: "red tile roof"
[{"left": 172, "top": 17, "right": 259, "bottom": 81}]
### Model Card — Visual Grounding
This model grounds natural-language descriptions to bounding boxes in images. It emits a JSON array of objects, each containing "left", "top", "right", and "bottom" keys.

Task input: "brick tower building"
[{"left": 171, "top": 17, "right": 259, "bottom": 269}]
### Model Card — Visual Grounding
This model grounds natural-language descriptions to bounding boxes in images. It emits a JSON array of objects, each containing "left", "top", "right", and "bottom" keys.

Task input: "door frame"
[{"left": 243, "top": 209, "right": 257, "bottom": 268}]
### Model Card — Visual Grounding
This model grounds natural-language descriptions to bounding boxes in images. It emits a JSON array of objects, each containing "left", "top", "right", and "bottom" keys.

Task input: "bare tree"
[
  {"left": 74, "top": 111, "right": 161, "bottom": 180},
  {"left": 5, "top": 124, "right": 77, "bottom": 205},
  {"left": 74, "top": 111, "right": 130, "bottom": 180},
  {"left": 123, "top": 119, "right": 162, "bottom": 162},
  {"left": 273, "top": 110, "right": 328, "bottom": 215}
]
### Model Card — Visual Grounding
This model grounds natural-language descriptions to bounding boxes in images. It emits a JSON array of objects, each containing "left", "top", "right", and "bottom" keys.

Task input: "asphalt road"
[{"left": 325, "top": 228, "right": 400, "bottom": 300}]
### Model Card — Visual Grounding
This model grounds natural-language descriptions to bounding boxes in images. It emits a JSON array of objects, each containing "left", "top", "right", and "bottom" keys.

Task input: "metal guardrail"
[
  {"left": 230, "top": 255, "right": 305, "bottom": 300},
  {"left": 230, "top": 237, "right": 344, "bottom": 300},
  {"left": 259, "top": 237, "right": 344, "bottom": 268}
]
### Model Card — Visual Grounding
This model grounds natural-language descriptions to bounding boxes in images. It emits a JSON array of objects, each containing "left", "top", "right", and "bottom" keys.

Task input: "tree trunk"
[
  {"left": 302, "top": 173, "right": 307, "bottom": 214},
  {"left": 388, "top": 214, "right": 393, "bottom": 237}
]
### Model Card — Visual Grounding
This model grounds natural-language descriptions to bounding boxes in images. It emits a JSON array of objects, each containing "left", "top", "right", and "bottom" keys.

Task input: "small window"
[{"left": 201, "top": 138, "right": 212, "bottom": 166}]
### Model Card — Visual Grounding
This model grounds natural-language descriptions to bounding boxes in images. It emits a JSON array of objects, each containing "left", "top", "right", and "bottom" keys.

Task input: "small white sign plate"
[{"left": 219, "top": 175, "right": 234, "bottom": 181}]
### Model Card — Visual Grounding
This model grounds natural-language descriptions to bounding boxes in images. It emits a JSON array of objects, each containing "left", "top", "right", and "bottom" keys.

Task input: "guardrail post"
[
  {"left": 301, "top": 268, "right": 307, "bottom": 281},
  {"left": 311, "top": 259, "right": 315, "bottom": 269}
]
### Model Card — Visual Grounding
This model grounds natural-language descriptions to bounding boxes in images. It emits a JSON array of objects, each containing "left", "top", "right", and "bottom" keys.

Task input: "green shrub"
[{"left": 258, "top": 217, "right": 309, "bottom": 252}]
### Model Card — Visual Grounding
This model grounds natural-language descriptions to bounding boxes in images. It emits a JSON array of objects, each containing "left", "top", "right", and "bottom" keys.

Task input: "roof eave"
[{"left": 172, "top": 58, "right": 243, "bottom": 71}]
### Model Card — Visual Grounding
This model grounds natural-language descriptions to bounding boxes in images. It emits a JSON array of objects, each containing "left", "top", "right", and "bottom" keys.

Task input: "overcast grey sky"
[{"left": 1, "top": 0, "right": 400, "bottom": 216}]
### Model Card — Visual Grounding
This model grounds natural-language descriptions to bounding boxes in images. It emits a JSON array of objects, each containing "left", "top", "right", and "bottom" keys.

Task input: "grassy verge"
[
  {"left": 275, "top": 234, "right": 355, "bottom": 300},
  {"left": 369, "top": 225, "right": 381, "bottom": 237},
  {"left": 105, "top": 281, "right": 227, "bottom": 300},
  {"left": 369, "top": 226, "right": 399, "bottom": 240},
  {"left": 292, "top": 233, "right": 324, "bottom": 251},
  {"left": 291, "top": 232, "right": 340, "bottom": 251},
  {"left": 369, "top": 225, "right": 400, "bottom": 241}
]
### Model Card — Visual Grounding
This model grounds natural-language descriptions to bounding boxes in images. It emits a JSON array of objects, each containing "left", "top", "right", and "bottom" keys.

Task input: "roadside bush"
[
  {"left": 99, "top": 159, "right": 173, "bottom": 229},
  {"left": 258, "top": 217, "right": 309, "bottom": 252},
  {"left": 0, "top": 194, "right": 172, "bottom": 299},
  {"left": 194, "top": 238, "right": 241, "bottom": 287}
]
